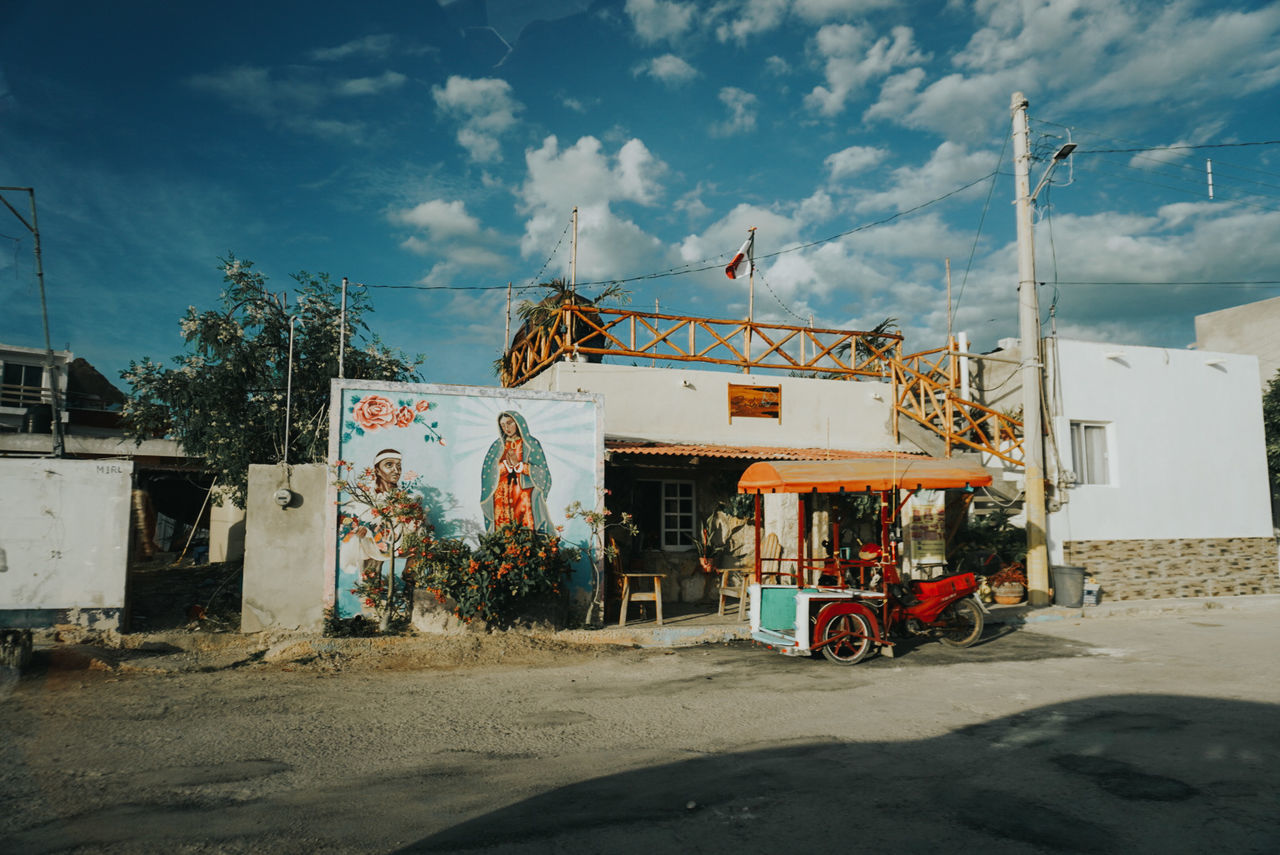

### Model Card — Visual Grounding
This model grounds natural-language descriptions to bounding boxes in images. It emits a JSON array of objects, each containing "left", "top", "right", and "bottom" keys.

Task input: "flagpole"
[{"left": 746, "top": 227, "right": 755, "bottom": 373}]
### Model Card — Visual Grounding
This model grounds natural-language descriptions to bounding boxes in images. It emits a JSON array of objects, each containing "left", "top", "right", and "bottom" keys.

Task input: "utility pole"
[
  {"left": 1010, "top": 93, "right": 1050, "bottom": 606},
  {"left": 0, "top": 186, "right": 64, "bottom": 458}
]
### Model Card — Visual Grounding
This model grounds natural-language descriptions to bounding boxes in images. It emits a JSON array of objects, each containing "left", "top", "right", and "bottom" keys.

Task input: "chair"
[
  {"left": 612, "top": 537, "right": 665, "bottom": 626},
  {"left": 719, "top": 532, "right": 781, "bottom": 620}
]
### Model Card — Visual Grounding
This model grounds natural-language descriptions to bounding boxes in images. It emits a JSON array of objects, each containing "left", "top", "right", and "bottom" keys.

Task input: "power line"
[{"left": 1053, "top": 280, "right": 1280, "bottom": 286}]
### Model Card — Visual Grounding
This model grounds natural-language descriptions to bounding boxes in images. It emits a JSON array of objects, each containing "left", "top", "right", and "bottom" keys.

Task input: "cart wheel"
[
  {"left": 819, "top": 612, "right": 874, "bottom": 665},
  {"left": 936, "top": 598, "right": 984, "bottom": 648}
]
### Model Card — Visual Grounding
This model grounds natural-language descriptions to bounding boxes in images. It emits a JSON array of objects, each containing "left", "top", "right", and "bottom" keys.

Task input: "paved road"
[{"left": 2, "top": 600, "right": 1278, "bottom": 854}]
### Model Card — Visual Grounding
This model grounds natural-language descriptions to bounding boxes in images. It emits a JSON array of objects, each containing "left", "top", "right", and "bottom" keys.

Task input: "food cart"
[{"left": 737, "top": 456, "right": 994, "bottom": 664}]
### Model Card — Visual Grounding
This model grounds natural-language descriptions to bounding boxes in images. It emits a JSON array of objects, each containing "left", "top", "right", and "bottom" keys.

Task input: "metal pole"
[
  {"left": 1011, "top": 92, "right": 1050, "bottom": 606},
  {"left": 0, "top": 187, "right": 64, "bottom": 457},
  {"left": 338, "top": 277, "right": 347, "bottom": 379},
  {"left": 284, "top": 317, "right": 296, "bottom": 464}
]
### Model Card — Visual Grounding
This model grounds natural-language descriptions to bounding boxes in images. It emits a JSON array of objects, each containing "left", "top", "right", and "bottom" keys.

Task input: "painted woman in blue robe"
[{"left": 480, "top": 410, "right": 553, "bottom": 533}]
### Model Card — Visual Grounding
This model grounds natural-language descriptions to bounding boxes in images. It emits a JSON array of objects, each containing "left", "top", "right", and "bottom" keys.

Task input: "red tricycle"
[{"left": 737, "top": 457, "right": 994, "bottom": 665}]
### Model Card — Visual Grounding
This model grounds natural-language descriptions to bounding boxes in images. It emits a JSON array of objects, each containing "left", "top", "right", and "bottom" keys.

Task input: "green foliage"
[
  {"left": 122, "top": 255, "right": 422, "bottom": 506},
  {"left": 420, "top": 524, "right": 575, "bottom": 626},
  {"left": 949, "top": 509, "right": 1027, "bottom": 573},
  {"left": 1263, "top": 370, "right": 1280, "bottom": 506}
]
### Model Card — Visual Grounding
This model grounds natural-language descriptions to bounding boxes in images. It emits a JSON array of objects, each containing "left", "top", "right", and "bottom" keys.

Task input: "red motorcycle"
[{"left": 737, "top": 457, "right": 992, "bottom": 665}]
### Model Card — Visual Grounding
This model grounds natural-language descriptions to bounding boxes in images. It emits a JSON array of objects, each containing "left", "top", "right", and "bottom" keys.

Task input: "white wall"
[
  {"left": 0, "top": 459, "right": 132, "bottom": 627},
  {"left": 523, "top": 363, "right": 903, "bottom": 451},
  {"left": 1047, "top": 339, "right": 1272, "bottom": 552}
]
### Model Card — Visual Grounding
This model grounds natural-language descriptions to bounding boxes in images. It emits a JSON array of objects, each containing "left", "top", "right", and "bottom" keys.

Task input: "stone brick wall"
[{"left": 1062, "top": 537, "right": 1280, "bottom": 601}]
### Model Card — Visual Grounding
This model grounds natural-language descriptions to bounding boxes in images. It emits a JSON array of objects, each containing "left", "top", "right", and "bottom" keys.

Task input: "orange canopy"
[{"left": 737, "top": 457, "right": 993, "bottom": 494}]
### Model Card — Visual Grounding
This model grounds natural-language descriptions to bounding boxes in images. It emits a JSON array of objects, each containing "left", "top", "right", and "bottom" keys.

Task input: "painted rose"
[
  {"left": 352, "top": 395, "right": 396, "bottom": 430},
  {"left": 395, "top": 406, "right": 415, "bottom": 428},
  {"left": 415, "top": 400, "right": 431, "bottom": 412}
]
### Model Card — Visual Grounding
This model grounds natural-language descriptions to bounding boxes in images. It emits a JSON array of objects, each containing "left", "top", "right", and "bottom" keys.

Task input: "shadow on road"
[{"left": 396, "top": 694, "right": 1277, "bottom": 853}]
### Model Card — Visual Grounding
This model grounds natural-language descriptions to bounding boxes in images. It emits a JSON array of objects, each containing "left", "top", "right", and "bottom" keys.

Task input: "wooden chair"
[
  {"left": 719, "top": 532, "right": 781, "bottom": 620},
  {"left": 612, "top": 538, "right": 665, "bottom": 626}
]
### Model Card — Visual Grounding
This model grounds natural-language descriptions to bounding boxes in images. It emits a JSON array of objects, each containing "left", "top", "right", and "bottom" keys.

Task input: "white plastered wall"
[
  {"left": 0, "top": 458, "right": 132, "bottom": 627},
  {"left": 522, "top": 362, "right": 904, "bottom": 451},
  {"left": 1046, "top": 339, "right": 1273, "bottom": 559}
]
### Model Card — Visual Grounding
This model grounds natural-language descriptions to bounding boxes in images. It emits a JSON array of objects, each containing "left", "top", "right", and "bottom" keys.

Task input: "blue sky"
[{"left": 3, "top": 0, "right": 1279, "bottom": 390}]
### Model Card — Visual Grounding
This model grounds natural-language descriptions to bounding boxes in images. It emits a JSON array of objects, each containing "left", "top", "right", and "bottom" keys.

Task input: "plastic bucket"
[{"left": 1051, "top": 565, "right": 1086, "bottom": 608}]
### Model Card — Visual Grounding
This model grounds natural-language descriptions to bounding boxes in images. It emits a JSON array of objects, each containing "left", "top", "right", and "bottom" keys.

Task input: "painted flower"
[
  {"left": 415, "top": 400, "right": 431, "bottom": 412},
  {"left": 395, "top": 406, "right": 416, "bottom": 428},
  {"left": 352, "top": 395, "right": 396, "bottom": 430}
]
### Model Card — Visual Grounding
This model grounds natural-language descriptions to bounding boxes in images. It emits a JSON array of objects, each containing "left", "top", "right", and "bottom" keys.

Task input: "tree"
[
  {"left": 123, "top": 255, "right": 421, "bottom": 506},
  {"left": 1263, "top": 370, "right": 1280, "bottom": 512}
]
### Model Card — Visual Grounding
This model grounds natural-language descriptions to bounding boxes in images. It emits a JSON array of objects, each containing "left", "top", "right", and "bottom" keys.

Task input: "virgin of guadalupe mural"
[
  {"left": 338, "top": 448, "right": 408, "bottom": 579},
  {"left": 480, "top": 411, "right": 552, "bottom": 533}
]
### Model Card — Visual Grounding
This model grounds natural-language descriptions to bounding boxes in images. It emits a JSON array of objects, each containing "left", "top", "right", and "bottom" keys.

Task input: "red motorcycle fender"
[{"left": 812, "top": 602, "right": 884, "bottom": 648}]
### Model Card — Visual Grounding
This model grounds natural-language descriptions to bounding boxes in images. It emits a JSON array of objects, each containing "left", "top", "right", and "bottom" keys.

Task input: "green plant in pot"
[{"left": 694, "top": 509, "right": 742, "bottom": 573}]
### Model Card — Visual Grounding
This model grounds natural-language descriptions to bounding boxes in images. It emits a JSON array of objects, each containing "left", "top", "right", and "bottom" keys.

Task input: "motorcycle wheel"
[
  {"left": 819, "top": 612, "right": 875, "bottom": 664},
  {"left": 936, "top": 597, "right": 984, "bottom": 648}
]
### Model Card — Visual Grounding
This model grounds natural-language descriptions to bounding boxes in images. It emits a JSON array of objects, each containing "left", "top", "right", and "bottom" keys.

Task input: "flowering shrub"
[
  {"left": 564, "top": 496, "right": 638, "bottom": 626},
  {"left": 334, "top": 461, "right": 429, "bottom": 631},
  {"left": 987, "top": 562, "right": 1028, "bottom": 588},
  {"left": 420, "top": 524, "right": 575, "bottom": 625}
]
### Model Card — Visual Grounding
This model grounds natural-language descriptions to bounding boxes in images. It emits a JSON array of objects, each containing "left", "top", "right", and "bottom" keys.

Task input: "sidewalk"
[{"left": 561, "top": 593, "right": 1280, "bottom": 649}]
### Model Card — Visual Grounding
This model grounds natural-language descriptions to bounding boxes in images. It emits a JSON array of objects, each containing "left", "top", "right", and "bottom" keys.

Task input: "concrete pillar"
[{"left": 241, "top": 464, "right": 328, "bottom": 633}]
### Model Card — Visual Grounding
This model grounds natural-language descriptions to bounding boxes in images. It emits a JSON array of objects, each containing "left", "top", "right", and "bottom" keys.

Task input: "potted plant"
[
  {"left": 695, "top": 509, "right": 742, "bottom": 573},
  {"left": 987, "top": 562, "right": 1028, "bottom": 604}
]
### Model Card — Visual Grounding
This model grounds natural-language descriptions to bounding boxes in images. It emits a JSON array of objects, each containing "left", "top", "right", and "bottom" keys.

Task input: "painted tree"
[{"left": 122, "top": 255, "right": 421, "bottom": 506}]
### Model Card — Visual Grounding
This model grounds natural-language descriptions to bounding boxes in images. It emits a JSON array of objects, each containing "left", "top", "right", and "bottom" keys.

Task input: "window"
[
  {"left": 1069, "top": 421, "right": 1110, "bottom": 485},
  {"left": 633, "top": 479, "right": 696, "bottom": 550},
  {"left": 1, "top": 362, "right": 44, "bottom": 408}
]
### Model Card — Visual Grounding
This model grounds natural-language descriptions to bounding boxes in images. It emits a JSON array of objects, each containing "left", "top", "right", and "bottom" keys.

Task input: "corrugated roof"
[{"left": 605, "top": 440, "right": 920, "bottom": 462}]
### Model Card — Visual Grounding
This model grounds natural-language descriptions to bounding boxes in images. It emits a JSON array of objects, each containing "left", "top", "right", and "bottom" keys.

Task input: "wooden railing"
[
  {"left": 499, "top": 305, "right": 903, "bottom": 386},
  {"left": 892, "top": 345, "right": 1024, "bottom": 466},
  {"left": 500, "top": 305, "right": 1025, "bottom": 467}
]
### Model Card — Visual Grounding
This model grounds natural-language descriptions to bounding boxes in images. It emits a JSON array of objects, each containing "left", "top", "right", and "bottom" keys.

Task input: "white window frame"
[
  {"left": 1069, "top": 421, "right": 1112, "bottom": 486},
  {"left": 660, "top": 480, "right": 696, "bottom": 551}
]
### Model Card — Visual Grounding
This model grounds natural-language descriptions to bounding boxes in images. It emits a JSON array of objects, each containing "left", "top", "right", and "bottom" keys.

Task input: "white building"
[{"left": 1044, "top": 338, "right": 1276, "bottom": 598}]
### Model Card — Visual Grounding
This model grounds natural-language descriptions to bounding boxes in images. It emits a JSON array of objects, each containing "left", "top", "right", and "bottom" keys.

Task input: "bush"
[{"left": 420, "top": 524, "right": 576, "bottom": 626}]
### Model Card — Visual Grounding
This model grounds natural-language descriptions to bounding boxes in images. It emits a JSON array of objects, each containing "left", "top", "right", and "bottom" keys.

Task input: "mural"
[{"left": 328, "top": 381, "right": 602, "bottom": 618}]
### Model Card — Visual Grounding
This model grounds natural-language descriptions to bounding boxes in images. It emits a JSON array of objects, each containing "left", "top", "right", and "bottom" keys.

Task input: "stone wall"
[{"left": 1062, "top": 537, "right": 1279, "bottom": 601}]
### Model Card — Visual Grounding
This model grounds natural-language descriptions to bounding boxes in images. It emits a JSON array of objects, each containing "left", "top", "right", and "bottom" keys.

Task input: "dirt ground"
[{"left": 2, "top": 598, "right": 1278, "bottom": 854}]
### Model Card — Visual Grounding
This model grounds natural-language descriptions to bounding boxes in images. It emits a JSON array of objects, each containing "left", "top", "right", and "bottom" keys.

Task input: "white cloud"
[
  {"left": 185, "top": 65, "right": 384, "bottom": 141},
  {"left": 711, "top": 86, "right": 759, "bottom": 136},
  {"left": 715, "top": 0, "right": 790, "bottom": 44},
  {"left": 389, "top": 198, "right": 507, "bottom": 270},
  {"left": 804, "top": 24, "right": 927, "bottom": 116},
  {"left": 825, "top": 145, "right": 888, "bottom": 181},
  {"left": 432, "top": 76, "right": 524, "bottom": 163},
  {"left": 310, "top": 35, "right": 396, "bottom": 62},
  {"left": 855, "top": 141, "right": 997, "bottom": 213},
  {"left": 634, "top": 54, "right": 699, "bottom": 86},
  {"left": 336, "top": 71, "right": 407, "bottom": 97},
  {"left": 764, "top": 55, "right": 791, "bottom": 76},
  {"left": 517, "top": 135, "right": 671, "bottom": 280},
  {"left": 793, "top": 0, "right": 897, "bottom": 22},
  {"left": 625, "top": 0, "right": 696, "bottom": 43}
]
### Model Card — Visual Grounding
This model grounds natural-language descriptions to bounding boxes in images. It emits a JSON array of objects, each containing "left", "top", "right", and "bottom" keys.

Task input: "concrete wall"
[
  {"left": 1195, "top": 295, "right": 1280, "bottom": 391},
  {"left": 241, "top": 463, "right": 328, "bottom": 633},
  {"left": 0, "top": 458, "right": 132, "bottom": 629},
  {"left": 209, "top": 494, "right": 246, "bottom": 563},
  {"left": 522, "top": 362, "right": 903, "bottom": 451}
]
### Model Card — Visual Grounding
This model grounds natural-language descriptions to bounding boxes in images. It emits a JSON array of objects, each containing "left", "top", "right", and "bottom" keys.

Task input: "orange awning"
[{"left": 737, "top": 457, "right": 993, "bottom": 493}]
